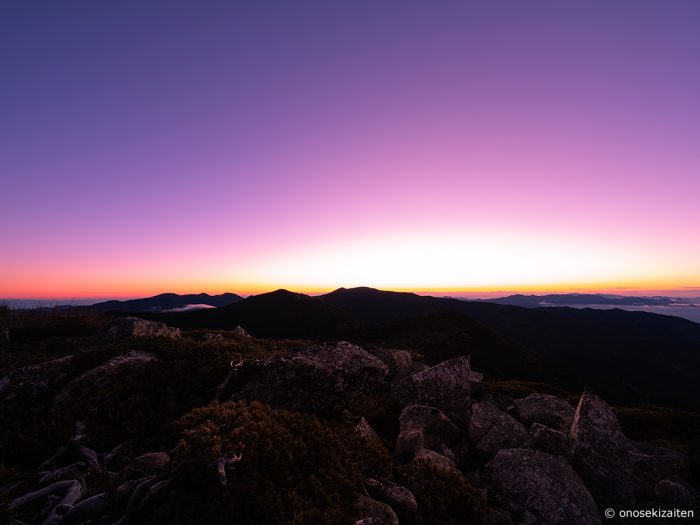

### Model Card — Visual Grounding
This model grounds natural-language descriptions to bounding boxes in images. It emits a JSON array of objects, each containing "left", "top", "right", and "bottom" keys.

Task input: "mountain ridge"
[{"left": 85, "top": 292, "right": 243, "bottom": 313}]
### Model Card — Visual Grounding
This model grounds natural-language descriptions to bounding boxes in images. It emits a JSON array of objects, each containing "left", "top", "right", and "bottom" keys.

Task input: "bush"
[
  {"left": 396, "top": 460, "right": 488, "bottom": 525},
  {"left": 173, "top": 401, "right": 361, "bottom": 524},
  {"left": 332, "top": 421, "right": 392, "bottom": 479}
]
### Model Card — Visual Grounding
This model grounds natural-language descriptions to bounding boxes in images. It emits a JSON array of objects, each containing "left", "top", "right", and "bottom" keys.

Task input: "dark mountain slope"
[
  {"left": 150, "top": 289, "right": 358, "bottom": 339},
  {"left": 321, "top": 287, "right": 700, "bottom": 408},
  {"left": 358, "top": 310, "right": 571, "bottom": 380},
  {"left": 322, "top": 286, "right": 466, "bottom": 323},
  {"left": 457, "top": 304, "right": 700, "bottom": 406},
  {"left": 87, "top": 292, "right": 243, "bottom": 312}
]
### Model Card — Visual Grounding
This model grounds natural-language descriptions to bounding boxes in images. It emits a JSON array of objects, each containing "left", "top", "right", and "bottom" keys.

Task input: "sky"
[{"left": 2, "top": 1, "right": 700, "bottom": 299}]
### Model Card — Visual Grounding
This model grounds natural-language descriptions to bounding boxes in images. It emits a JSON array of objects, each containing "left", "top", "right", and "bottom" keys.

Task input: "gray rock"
[
  {"left": 394, "top": 405, "right": 464, "bottom": 463},
  {"left": 355, "top": 494, "right": 399, "bottom": 525},
  {"left": 570, "top": 390, "right": 636, "bottom": 521},
  {"left": 356, "top": 417, "right": 384, "bottom": 451},
  {"left": 513, "top": 393, "right": 575, "bottom": 432},
  {"left": 0, "top": 355, "right": 75, "bottom": 403},
  {"left": 105, "top": 317, "right": 181, "bottom": 340},
  {"left": 483, "top": 448, "right": 601, "bottom": 525},
  {"left": 297, "top": 342, "right": 388, "bottom": 380},
  {"left": 372, "top": 348, "right": 427, "bottom": 379},
  {"left": 469, "top": 402, "right": 530, "bottom": 459},
  {"left": 530, "top": 422, "right": 573, "bottom": 457},
  {"left": 391, "top": 357, "right": 475, "bottom": 426},
  {"left": 134, "top": 452, "right": 170, "bottom": 470},
  {"left": 627, "top": 440, "right": 688, "bottom": 488},
  {"left": 52, "top": 351, "right": 158, "bottom": 408},
  {"left": 238, "top": 342, "right": 388, "bottom": 415},
  {"left": 365, "top": 478, "right": 417, "bottom": 523},
  {"left": 413, "top": 449, "right": 461, "bottom": 476}
]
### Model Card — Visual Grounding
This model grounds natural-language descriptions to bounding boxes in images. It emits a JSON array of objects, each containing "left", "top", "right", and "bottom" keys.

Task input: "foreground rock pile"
[{"left": 0, "top": 319, "right": 698, "bottom": 524}]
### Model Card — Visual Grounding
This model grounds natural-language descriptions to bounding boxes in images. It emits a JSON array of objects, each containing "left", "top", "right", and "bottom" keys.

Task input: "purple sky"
[{"left": 2, "top": 1, "right": 699, "bottom": 298}]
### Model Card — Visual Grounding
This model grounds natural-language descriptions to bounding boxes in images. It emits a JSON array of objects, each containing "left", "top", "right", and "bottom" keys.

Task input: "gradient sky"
[{"left": 2, "top": 1, "right": 700, "bottom": 298}]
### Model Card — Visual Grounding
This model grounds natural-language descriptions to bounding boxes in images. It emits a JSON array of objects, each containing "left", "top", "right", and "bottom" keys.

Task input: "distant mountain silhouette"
[
  {"left": 150, "top": 289, "right": 358, "bottom": 339},
  {"left": 482, "top": 293, "right": 680, "bottom": 307},
  {"left": 321, "top": 286, "right": 467, "bottom": 323},
  {"left": 87, "top": 292, "right": 242, "bottom": 313}
]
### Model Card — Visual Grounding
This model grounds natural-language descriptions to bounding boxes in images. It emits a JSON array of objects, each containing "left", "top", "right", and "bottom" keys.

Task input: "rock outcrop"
[
  {"left": 365, "top": 478, "right": 417, "bottom": 523},
  {"left": 0, "top": 354, "right": 75, "bottom": 403},
  {"left": 238, "top": 342, "right": 388, "bottom": 414},
  {"left": 468, "top": 401, "right": 530, "bottom": 459},
  {"left": 355, "top": 494, "right": 399, "bottom": 525},
  {"left": 391, "top": 357, "right": 475, "bottom": 426},
  {"left": 512, "top": 393, "right": 575, "bottom": 432},
  {"left": 530, "top": 422, "right": 573, "bottom": 457},
  {"left": 105, "top": 317, "right": 181, "bottom": 340},
  {"left": 483, "top": 448, "right": 601, "bottom": 525},
  {"left": 627, "top": 440, "right": 689, "bottom": 488},
  {"left": 395, "top": 405, "right": 465, "bottom": 462},
  {"left": 570, "top": 390, "right": 636, "bottom": 521},
  {"left": 372, "top": 348, "right": 427, "bottom": 379},
  {"left": 52, "top": 351, "right": 158, "bottom": 409},
  {"left": 3, "top": 330, "right": 697, "bottom": 525}
]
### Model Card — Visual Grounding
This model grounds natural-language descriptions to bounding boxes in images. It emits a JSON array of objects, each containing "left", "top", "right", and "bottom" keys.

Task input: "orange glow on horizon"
[{"left": 3, "top": 279, "right": 700, "bottom": 301}]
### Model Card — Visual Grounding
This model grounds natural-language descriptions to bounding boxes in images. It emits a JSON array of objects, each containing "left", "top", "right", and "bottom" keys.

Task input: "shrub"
[
  {"left": 396, "top": 460, "right": 488, "bottom": 525},
  {"left": 173, "top": 401, "right": 361, "bottom": 524}
]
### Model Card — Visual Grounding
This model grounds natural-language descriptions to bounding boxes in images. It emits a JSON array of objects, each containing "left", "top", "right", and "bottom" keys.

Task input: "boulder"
[
  {"left": 238, "top": 342, "right": 388, "bottom": 415},
  {"left": 134, "top": 452, "right": 170, "bottom": 470},
  {"left": 627, "top": 441, "right": 688, "bottom": 488},
  {"left": 483, "top": 449, "right": 601, "bottom": 525},
  {"left": 0, "top": 354, "right": 75, "bottom": 403},
  {"left": 530, "top": 422, "right": 572, "bottom": 457},
  {"left": 297, "top": 342, "right": 388, "bottom": 381},
  {"left": 52, "top": 351, "right": 158, "bottom": 408},
  {"left": 355, "top": 494, "right": 399, "bottom": 525},
  {"left": 391, "top": 357, "right": 475, "bottom": 426},
  {"left": 356, "top": 417, "right": 384, "bottom": 451},
  {"left": 468, "top": 402, "right": 530, "bottom": 459},
  {"left": 105, "top": 317, "right": 181, "bottom": 340},
  {"left": 570, "top": 390, "right": 636, "bottom": 520},
  {"left": 394, "top": 405, "right": 465, "bottom": 464},
  {"left": 365, "top": 478, "right": 417, "bottom": 523},
  {"left": 372, "top": 348, "right": 427, "bottom": 379},
  {"left": 513, "top": 393, "right": 575, "bottom": 432},
  {"left": 413, "top": 449, "right": 461, "bottom": 476}
]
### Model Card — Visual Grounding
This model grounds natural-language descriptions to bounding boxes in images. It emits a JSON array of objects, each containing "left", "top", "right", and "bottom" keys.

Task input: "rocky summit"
[{"left": 0, "top": 317, "right": 698, "bottom": 524}]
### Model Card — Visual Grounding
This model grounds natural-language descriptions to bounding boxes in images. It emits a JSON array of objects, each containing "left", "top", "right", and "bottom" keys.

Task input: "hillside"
[
  {"left": 87, "top": 293, "right": 243, "bottom": 313},
  {"left": 319, "top": 287, "right": 700, "bottom": 408},
  {"left": 0, "top": 315, "right": 697, "bottom": 524}
]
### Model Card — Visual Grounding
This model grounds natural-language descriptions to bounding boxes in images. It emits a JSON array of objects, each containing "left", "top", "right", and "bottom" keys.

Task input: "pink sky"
[{"left": 1, "top": 1, "right": 699, "bottom": 299}]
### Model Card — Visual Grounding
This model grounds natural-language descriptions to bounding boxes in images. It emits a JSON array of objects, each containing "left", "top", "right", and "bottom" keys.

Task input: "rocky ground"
[{"left": 0, "top": 317, "right": 698, "bottom": 524}]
